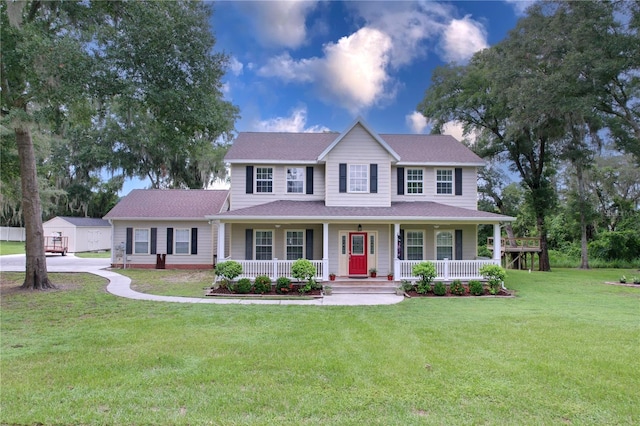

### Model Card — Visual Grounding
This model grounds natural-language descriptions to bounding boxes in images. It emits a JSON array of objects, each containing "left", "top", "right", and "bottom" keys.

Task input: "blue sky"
[{"left": 212, "top": 0, "right": 531, "bottom": 137}]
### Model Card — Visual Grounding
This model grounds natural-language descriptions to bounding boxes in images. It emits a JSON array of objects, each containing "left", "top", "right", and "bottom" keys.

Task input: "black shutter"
[
  {"left": 125, "top": 227, "right": 133, "bottom": 255},
  {"left": 306, "top": 166, "right": 314, "bottom": 194},
  {"left": 455, "top": 229, "right": 463, "bottom": 260},
  {"left": 370, "top": 164, "right": 378, "bottom": 193},
  {"left": 150, "top": 228, "right": 157, "bottom": 255},
  {"left": 398, "top": 229, "right": 405, "bottom": 260},
  {"left": 305, "top": 229, "right": 313, "bottom": 260},
  {"left": 245, "top": 229, "right": 253, "bottom": 260},
  {"left": 246, "top": 166, "right": 254, "bottom": 194},
  {"left": 455, "top": 168, "right": 463, "bottom": 196},
  {"left": 339, "top": 163, "right": 347, "bottom": 193},
  {"left": 397, "top": 167, "right": 405, "bottom": 195},
  {"left": 191, "top": 228, "right": 198, "bottom": 255},
  {"left": 166, "top": 228, "right": 173, "bottom": 254}
]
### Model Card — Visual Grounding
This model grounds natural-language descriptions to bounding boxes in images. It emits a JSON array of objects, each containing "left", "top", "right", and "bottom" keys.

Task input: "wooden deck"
[{"left": 487, "top": 237, "right": 541, "bottom": 270}]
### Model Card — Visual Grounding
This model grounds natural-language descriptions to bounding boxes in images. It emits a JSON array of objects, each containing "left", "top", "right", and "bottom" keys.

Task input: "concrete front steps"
[{"left": 327, "top": 279, "right": 397, "bottom": 294}]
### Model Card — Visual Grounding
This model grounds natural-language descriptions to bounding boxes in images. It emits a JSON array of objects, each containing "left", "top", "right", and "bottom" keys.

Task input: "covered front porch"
[{"left": 214, "top": 220, "right": 505, "bottom": 282}]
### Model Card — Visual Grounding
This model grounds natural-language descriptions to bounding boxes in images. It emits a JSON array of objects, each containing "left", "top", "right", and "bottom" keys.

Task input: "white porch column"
[
  {"left": 322, "top": 222, "right": 329, "bottom": 281},
  {"left": 493, "top": 223, "right": 501, "bottom": 262},
  {"left": 394, "top": 223, "right": 400, "bottom": 279},
  {"left": 217, "top": 221, "right": 225, "bottom": 262}
]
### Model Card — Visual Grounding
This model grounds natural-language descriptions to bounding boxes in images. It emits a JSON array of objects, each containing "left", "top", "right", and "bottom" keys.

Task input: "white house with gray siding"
[{"left": 209, "top": 117, "right": 514, "bottom": 282}]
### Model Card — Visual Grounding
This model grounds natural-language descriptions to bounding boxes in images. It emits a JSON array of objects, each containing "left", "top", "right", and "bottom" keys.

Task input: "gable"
[{"left": 317, "top": 117, "right": 400, "bottom": 162}]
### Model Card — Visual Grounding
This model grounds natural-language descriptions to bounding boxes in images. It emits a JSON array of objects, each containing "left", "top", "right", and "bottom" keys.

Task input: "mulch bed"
[
  {"left": 604, "top": 282, "right": 640, "bottom": 288},
  {"left": 206, "top": 284, "right": 323, "bottom": 297},
  {"left": 404, "top": 287, "right": 514, "bottom": 298}
]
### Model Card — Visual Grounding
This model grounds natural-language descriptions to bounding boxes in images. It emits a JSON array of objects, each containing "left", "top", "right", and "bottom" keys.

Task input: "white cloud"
[
  {"left": 252, "top": 107, "right": 330, "bottom": 133},
  {"left": 504, "top": 0, "right": 537, "bottom": 16},
  {"left": 244, "top": 1, "right": 319, "bottom": 49},
  {"left": 406, "top": 111, "right": 428, "bottom": 134},
  {"left": 440, "top": 15, "right": 488, "bottom": 63},
  {"left": 259, "top": 27, "right": 393, "bottom": 113},
  {"left": 441, "top": 121, "right": 465, "bottom": 141},
  {"left": 228, "top": 56, "right": 243, "bottom": 76}
]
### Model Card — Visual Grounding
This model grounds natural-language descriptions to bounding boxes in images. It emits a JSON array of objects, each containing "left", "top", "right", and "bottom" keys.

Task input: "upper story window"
[
  {"left": 174, "top": 228, "right": 190, "bottom": 254},
  {"left": 407, "top": 169, "right": 423, "bottom": 194},
  {"left": 256, "top": 167, "right": 273, "bottom": 193},
  {"left": 286, "top": 167, "right": 304, "bottom": 193},
  {"left": 255, "top": 230, "right": 273, "bottom": 260},
  {"left": 349, "top": 164, "right": 368, "bottom": 193},
  {"left": 436, "top": 169, "right": 453, "bottom": 194},
  {"left": 134, "top": 228, "right": 149, "bottom": 254}
]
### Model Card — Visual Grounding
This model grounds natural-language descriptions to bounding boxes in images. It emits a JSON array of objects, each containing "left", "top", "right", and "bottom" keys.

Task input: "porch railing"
[
  {"left": 224, "top": 259, "right": 325, "bottom": 281},
  {"left": 396, "top": 259, "right": 499, "bottom": 281}
]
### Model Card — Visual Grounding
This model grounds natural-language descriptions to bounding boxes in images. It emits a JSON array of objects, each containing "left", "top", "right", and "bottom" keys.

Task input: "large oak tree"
[{"left": 1, "top": 1, "right": 238, "bottom": 289}]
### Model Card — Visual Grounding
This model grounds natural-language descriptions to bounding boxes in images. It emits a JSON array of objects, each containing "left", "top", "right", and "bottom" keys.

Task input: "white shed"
[{"left": 42, "top": 216, "right": 112, "bottom": 253}]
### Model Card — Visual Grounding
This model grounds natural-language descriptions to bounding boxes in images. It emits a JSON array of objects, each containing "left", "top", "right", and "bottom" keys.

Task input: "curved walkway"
[{"left": 0, "top": 254, "right": 403, "bottom": 306}]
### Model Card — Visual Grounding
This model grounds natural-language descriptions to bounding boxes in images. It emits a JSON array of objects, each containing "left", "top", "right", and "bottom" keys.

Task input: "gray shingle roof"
[
  {"left": 58, "top": 217, "right": 111, "bottom": 227},
  {"left": 212, "top": 200, "right": 513, "bottom": 222},
  {"left": 225, "top": 131, "right": 483, "bottom": 165},
  {"left": 104, "top": 189, "right": 229, "bottom": 220}
]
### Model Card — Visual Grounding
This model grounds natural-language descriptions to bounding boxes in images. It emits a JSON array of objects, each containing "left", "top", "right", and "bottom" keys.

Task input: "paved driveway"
[{"left": 0, "top": 253, "right": 110, "bottom": 273}]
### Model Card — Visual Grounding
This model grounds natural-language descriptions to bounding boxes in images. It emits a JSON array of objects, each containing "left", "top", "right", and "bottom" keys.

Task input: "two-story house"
[{"left": 210, "top": 117, "right": 513, "bottom": 281}]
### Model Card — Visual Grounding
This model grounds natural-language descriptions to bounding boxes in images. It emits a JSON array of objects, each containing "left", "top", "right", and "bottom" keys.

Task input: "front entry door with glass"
[{"left": 348, "top": 232, "right": 367, "bottom": 276}]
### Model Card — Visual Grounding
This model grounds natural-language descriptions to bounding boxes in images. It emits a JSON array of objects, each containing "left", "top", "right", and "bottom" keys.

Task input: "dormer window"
[
  {"left": 256, "top": 167, "right": 273, "bottom": 193},
  {"left": 287, "top": 167, "right": 304, "bottom": 193},
  {"left": 349, "top": 164, "right": 369, "bottom": 193}
]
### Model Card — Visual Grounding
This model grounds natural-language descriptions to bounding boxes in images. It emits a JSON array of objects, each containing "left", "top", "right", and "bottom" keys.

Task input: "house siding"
[
  {"left": 111, "top": 220, "right": 214, "bottom": 268},
  {"left": 229, "top": 164, "right": 325, "bottom": 210},
  {"left": 229, "top": 224, "right": 323, "bottom": 261},
  {"left": 391, "top": 166, "right": 478, "bottom": 209},
  {"left": 324, "top": 124, "right": 392, "bottom": 207}
]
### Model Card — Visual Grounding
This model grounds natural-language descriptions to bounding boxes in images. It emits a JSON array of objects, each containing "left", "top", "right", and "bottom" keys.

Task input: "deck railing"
[
  {"left": 225, "top": 259, "right": 325, "bottom": 281},
  {"left": 396, "top": 259, "right": 500, "bottom": 281},
  {"left": 487, "top": 237, "right": 541, "bottom": 250}
]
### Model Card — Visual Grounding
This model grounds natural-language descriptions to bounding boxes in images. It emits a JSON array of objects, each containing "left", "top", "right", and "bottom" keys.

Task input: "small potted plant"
[
  {"left": 329, "top": 273, "right": 336, "bottom": 281},
  {"left": 387, "top": 272, "right": 394, "bottom": 281},
  {"left": 395, "top": 285, "right": 405, "bottom": 296},
  {"left": 323, "top": 285, "right": 333, "bottom": 296},
  {"left": 369, "top": 268, "right": 377, "bottom": 278}
]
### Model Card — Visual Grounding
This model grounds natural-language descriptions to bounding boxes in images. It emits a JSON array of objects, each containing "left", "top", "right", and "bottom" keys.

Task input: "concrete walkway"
[{"left": 0, "top": 254, "right": 404, "bottom": 306}]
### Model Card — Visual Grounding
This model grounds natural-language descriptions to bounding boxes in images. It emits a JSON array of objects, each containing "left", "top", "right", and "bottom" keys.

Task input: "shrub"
[
  {"left": 469, "top": 280, "right": 484, "bottom": 296},
  {"left": 433, "top": 282, "right": 446, "bottom": 296},
  {"left": 589, "top": 230, "right": 640, "bottom": 262},
  {"left": 253, "top": 275, "right": 271, "bottom": 294},
  {"left": 401, "top": 280, "right": 414, "bottom": 292},
  {"left": 275, "top": 277, "right": 292, "bottom": 294},
  {"left": 413, "top": 261, "right": 436, "bottom": 294},
  {"left": 633, "top": 276, "right": 640, "bottom": 285},
  {"left": 450, "top": 279, "right": 465, "bottom": 296},
  {"left": 215, "top": 261, "right": 243, "bottom": 281},
  {"left": 479, "top": 264, "right": 506, "bottom": 295},
  {"left": 234, "top": 278, "right": 252, "bottom": 294},
  {"left": 291, "top": 259, "right": 316, "bottom": 282}
]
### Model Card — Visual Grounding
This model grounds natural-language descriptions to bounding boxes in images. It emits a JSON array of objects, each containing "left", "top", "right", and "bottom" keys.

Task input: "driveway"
[{"left": 0, "top": 254, "right": 404, "bottom": 306}]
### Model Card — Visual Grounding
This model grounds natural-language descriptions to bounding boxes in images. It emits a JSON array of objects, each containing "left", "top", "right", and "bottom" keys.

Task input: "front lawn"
[{"left": 1, "top": 269, "right": 638, "bottom": 425}]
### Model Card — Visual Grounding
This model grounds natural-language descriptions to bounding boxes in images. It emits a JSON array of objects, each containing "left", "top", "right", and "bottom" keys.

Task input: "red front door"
[{"left": 349, "top": 232, "right": 367, "bottom": 276}]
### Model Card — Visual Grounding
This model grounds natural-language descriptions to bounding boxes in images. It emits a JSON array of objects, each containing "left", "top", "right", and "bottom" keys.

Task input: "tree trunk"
[
  {"left": 537, "top": 215, "right": 551, "bottom": 272},
  {"left": 15, "top": 126, "right": 55, "bottom": 290},
  {"left": 576, "top": 164, "right": 590, "bottom": 269}
]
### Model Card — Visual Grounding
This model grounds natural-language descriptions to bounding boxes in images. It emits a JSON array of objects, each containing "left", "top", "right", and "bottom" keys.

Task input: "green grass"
[
  {"left": 1, "top": 268, "right": 639, "bottom": 425},
  {"left": 119, "top": 269, "right": 215, "bottom": 297},
  {"left": 0, "top": 240, "right": 25, "bottom": 255},
  {"left": 75, "top": 250, "right": 112, "bottom": 258}
]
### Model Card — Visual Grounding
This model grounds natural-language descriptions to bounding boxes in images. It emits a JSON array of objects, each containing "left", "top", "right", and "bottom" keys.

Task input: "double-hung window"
[
  {"left": 255, "top": 230, "right": 273, "bottom": 260},
  {"left": 406, "top": 231, "right": 424, "bottom": 260},
  {"left": 174, "top": 228, "right": 190, "bottom": 254},
  {"left": 436, "top": 169, "right": 453, "bottom": 194},
  {"left": 436, "top": 231, "right": 454, "bottom": 260},
  {"left": 134, "top": 228, "right": 149, "bottom": 254},
  {"left": 256, "top": 167, "right": 273, "bottom": 193},
  {"left": 407, "top": 169, "right": 423, "bottom": 194},
  {"left": 349, "top": 164, "right": 368, "bottom": 193},
  {"left": 286, "top": 167, "right": 304, "bottom": 193},
  {"left": 286, "top": 230, "right": 304, "bottom": 260}
]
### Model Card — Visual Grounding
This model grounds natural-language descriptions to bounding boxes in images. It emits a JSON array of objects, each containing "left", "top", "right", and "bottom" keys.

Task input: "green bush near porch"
[{"left": 1, "top": 268, "right": 639, "bottom": 425}]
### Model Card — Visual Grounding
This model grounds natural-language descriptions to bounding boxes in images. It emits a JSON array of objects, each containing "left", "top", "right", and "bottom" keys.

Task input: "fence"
[{"left": 0, "top": 227, "right": 26, "bottom": 242}]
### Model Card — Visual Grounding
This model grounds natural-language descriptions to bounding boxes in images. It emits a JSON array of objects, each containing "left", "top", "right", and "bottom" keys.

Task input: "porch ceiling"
[{"left": 210, "top": 200, "right": 514, "bottom": 223}]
